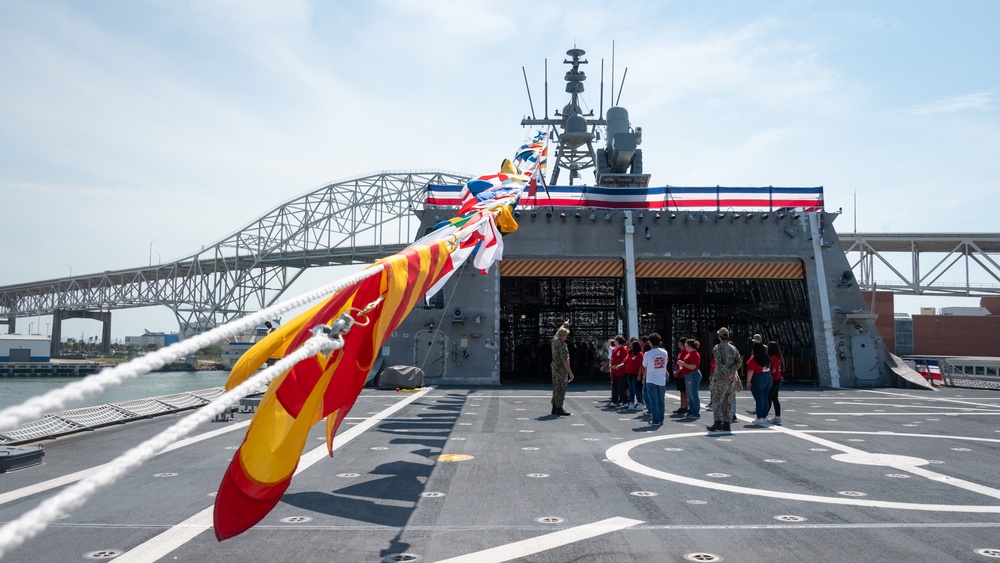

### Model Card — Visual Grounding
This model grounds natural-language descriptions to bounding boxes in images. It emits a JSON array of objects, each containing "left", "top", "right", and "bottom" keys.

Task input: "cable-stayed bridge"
[{"left": 2, "top": 170, "right": 998, "bottom": 356}]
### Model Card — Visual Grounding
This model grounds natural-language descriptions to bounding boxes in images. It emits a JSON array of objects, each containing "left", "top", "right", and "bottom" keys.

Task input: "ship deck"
[{"left": 2, "top": 383, "right": 1000, "bottom": 562}]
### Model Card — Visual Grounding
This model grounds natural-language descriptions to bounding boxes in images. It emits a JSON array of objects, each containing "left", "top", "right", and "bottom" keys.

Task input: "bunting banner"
[
  {"left": 425, "top": 184, "right": 825, "bottom": 211},
  {"left": 214, "top": 130, "right": 549, "bottom": 540}
]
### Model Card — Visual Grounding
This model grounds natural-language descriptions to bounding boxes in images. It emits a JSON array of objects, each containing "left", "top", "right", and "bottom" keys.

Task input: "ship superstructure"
[{"left": 383, "top": 47, "right": 895, "bottom": 389}]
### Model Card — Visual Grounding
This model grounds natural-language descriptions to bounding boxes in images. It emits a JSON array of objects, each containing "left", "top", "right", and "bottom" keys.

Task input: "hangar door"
[
  {"left": 499, "top": 259, "right": 623, "bottom": 383},
  {"left": 635, "top": 259, "right": 817, "bottom": 383}
]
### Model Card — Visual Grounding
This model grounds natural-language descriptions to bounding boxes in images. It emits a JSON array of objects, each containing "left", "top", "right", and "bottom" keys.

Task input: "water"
[{"left": 0, "top": 371, "right": 232, "bottom": 412}]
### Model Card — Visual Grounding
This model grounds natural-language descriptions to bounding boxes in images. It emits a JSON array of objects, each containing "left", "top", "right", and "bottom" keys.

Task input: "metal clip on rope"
[{"left": 309, "top": 296, "right": 384, "bottom": 353}]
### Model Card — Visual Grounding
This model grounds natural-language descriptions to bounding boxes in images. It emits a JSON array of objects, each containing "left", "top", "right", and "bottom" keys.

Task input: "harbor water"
[{"left": 0, "top": 370, "right": 231, "bottom": 412}]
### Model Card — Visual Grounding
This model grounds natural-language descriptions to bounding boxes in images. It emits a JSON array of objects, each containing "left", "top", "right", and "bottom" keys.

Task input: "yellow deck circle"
[{"left": 430, "top": 454, "right": 474, "bottom": 462}]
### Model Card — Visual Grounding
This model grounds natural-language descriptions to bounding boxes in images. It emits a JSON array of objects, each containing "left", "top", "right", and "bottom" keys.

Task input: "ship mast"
[
  {"left": 521, "top": 48, "right": 601, "bottom": 186},
  {"left": 522, "top": 48, "right": 649, "bottom": 188}
]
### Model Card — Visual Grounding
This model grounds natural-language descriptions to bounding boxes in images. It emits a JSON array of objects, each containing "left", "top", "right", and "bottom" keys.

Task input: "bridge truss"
[
  {"left": 840, "top": 233, "right": 1000, "bottom": 296},
  {"left": 0, "top": 171, "right": 471, "bottom": 338}
]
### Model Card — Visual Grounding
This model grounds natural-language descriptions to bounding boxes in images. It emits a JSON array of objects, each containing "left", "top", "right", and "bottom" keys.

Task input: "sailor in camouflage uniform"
[
  {"left": 550, "top": 322, "right": 575, "bottom": 416},
  {"left": 707, "top": 327, "right": 743, "bottom": 432}
]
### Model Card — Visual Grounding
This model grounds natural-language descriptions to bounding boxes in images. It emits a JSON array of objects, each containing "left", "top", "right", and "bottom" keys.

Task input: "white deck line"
[
  {"left": 808, "top": 411, "right": 1000, "bottom": 416},
  {"left": 0, "top": 420, "right": 251, "bottom": 506},
  {"left": 112, "top": 387, "right": 434, "bottom": 563},
  {"left": 438, "top": 516, "right": 643, "bottom": 563},
  {"left": 434, "top": 517, "right": 645, "bottom": 563},
  {"left": 861, "top": 389, "right": 1000, "bottom": 409}
]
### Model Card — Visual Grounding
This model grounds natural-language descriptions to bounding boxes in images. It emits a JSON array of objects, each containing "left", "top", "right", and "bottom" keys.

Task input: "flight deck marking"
[
  {"left": 861, "top": 389, "right": 1000, "bottom": 410},
  {"left": 0, "top": 420, "right": 251, "bottom": 506},
  {"left": 606, "top": 429, "right": 1000, "bottom": 512},
  {"left": 111, "top": 386, "right": 434, "bottom": 563},
  {"left": 810, "top": 411, "right": 1000, "bottom": 416},
  {"left": 832, "top": 401, "right": 994, "bottom": 411},
  {"left": 434, "top": 516, "right": 644, "bottom": 563}
]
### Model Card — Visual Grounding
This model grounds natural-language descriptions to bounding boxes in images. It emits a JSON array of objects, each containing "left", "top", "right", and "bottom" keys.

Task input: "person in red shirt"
[
  {"left": 672, "top": 337, "right": 689, "bottom": 414},
  {"left": 608, "top": 335, "right": 629, "bottom": 407},
  {"left": 746, "top": 335, "right": 773, "bottom": 426},
  {"left": 624, "top": 340, "right": 645, "bottom": 411},
  {"left": 766, "top": 340, "right": 784, "bottom": 423},
  {"left": 676, "top": 339, "right": 703, "bottom": 418}
]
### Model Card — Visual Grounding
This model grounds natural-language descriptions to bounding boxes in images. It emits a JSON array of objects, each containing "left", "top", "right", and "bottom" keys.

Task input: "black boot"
[
  {"left": 552, "top": 406, "right": 559, "bottom": 415},
  {"left": 557, "top": 408, "right": 572, "bottom": 416},
  {"left": 722, "top": 422, "right": 732, "bottom": 432},
  {"left": 706, "top": 421, "right": 724, "bottom": 432}
]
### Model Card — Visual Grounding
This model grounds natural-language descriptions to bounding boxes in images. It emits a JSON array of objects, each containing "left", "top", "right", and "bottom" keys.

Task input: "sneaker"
[
  {"left": 607, "top": 401, "right": 618, "bottom": 408},
  {"left": 705, "top": 404, "right": 713, "bottom": 411},
  {"left": 732, "top": 416, "right": 738, "bottom": 423},
  {"left": 770, "top": 416, "right": 782, "bottom": 423},
  {"left": 753, "top": 418, "right": 771, "bottom": 427}
]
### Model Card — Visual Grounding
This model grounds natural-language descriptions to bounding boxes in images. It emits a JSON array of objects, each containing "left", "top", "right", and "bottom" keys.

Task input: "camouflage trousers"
[
  {"left": 710, "top": 375, "right": 737, "bottom": 423},
  {"left": 551, "top": 368, "right": 569, "bottom": 409}
]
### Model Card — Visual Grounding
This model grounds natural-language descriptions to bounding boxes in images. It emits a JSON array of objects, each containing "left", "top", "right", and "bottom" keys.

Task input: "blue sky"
[{"left": 1, "top": 0, "right": 998, "bottom": 339}]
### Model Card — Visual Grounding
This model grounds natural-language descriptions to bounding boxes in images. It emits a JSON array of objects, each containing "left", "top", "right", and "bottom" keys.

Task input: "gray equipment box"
[{"left": 377, "top": 365, "right": 425, "bottom": 390}]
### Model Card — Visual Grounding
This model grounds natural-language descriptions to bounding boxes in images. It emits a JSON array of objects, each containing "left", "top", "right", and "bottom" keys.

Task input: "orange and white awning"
[
  {"left": 498, "top": 260, "right": 624, "bottom": 278},
  {"left": 498, "top": 259, "right": 802, "bottom": 280},
  {"left": 634, "top": 260, "right": 803, "bottom": 280}
]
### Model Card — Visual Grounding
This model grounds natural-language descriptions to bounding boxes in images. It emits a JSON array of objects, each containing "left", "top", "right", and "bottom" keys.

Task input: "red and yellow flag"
[
  {"left": 213, "top": 132, "right": 547, "bottom": 540},
  {"left": 214, "top": 239, "right": 456, "bottom": 540}
]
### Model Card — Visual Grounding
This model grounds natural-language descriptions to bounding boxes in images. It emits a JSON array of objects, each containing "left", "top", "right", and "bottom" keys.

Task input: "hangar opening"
[
  {"left": 497, "top": 258, "right": 816, "bottom": 384},
  {"left": 499, "top": 260, "right": 624, "bottom": 383},
  {"left": 636, "top": 260, "right": 817, "bottom": 383}
]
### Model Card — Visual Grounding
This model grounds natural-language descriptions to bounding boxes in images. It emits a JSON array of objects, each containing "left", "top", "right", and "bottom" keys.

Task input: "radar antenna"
[{"left": 521, "top": 48, "right": 601, "bottom": 185}]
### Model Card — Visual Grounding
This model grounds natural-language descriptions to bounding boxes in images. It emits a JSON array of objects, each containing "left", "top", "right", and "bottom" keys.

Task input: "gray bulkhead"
[{"left": 381, "top": 204, "right": 893, "bottom": 388}]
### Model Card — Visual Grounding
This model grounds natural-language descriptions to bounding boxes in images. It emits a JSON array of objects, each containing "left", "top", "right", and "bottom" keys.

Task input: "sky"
[{"left": 1, "top": 0, "right": 998, "bottom": 341}]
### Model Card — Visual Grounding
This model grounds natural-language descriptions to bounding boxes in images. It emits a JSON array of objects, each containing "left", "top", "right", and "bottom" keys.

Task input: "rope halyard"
[
  {"left": 0, "top": 266, "right": 386, "bottom": 433},
  {"left": 0, "top": 132, "right": 542, "bottom": 556},
  {"left": 0, "top": 313, "right": 364, "bottom": 560}
]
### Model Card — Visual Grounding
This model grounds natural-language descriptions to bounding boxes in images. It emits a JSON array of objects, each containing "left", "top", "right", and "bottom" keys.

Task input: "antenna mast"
[
  {"left": 522, "top": 66, "right": 536, "bottom": 119},
  {"left": 615, "top": 68, "right": 628, "bottom": 106},
  {"left": 610, "top": 40, "right": 616, "bottom": 108},
  {"left": 544, "top": 59, "right": 548, "bottom": 119},
  {"left": 599, "top": 59, "right": 605, "bottom": 120}
]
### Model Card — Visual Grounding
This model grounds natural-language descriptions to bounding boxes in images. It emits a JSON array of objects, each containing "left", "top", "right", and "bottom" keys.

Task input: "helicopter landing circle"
[{"left": 606, "top": 430, "right": 1000, "bottom": 513}]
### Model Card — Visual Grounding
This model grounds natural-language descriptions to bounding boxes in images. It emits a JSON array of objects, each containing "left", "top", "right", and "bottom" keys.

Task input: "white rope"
[
  {"left": 0, "top": 195, "right": 510, "bottom": 559},
  {"left": 0, "top": 265, "right": 385, "bottom": 433},
  {"left": 0, "top": 327, "right": 345, "bottom": 559}
]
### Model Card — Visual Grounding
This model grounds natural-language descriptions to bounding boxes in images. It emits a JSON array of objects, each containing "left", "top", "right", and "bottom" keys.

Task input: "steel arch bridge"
[{"left": 0, "top": 171, "right": 471, "bottom": 340}]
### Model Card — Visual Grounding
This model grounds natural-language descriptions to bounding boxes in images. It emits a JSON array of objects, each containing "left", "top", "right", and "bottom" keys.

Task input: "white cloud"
[{"left": 906, "top": 92, "right": 995, "bottom": 115}]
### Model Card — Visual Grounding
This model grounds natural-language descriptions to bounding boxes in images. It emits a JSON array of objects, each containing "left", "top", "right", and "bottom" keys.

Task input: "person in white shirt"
[{"left": 640, "top": 332, "right": 668, "bottom": 426}]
